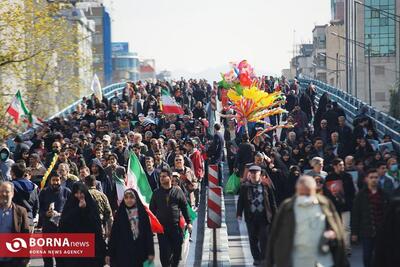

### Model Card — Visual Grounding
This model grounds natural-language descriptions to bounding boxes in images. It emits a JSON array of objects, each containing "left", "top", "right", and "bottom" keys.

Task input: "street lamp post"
[
  {"left": 319, "top": 52, "right": 347, "bottom": 88},
  {"left": 332, "top": 32, "right": 372, "bottom": 105}
]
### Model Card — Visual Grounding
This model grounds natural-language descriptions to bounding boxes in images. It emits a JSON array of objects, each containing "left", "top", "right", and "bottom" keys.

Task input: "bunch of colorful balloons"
[{"left": 218, "top": 60, "right": 288, "bottom": 131}]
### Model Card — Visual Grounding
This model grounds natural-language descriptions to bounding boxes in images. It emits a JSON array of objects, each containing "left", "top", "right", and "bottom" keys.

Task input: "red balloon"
[{"left": 239, "top": 73, "right": 252, "bottom": 87}]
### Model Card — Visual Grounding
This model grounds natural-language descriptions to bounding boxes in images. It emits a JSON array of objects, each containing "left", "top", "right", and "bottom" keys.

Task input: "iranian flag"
[
  {"left": 127, "top": 151, "right": 164, "bottom": 233},
  {"left": 6, "top": 91, "right": 32, "bottom": 124},
  {"left": 161, "top": 89, "right": 184, "bottom": 115}
]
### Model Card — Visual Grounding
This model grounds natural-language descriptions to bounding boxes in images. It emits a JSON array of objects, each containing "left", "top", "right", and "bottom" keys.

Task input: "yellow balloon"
[{"left": 227, "top": 89, "right": 242, "bottom": 102}]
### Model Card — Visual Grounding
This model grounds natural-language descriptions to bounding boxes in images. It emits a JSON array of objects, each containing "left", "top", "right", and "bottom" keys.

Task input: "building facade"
[
  {"left": 57, "top": 7, "right": 95, "bottom": 112},
  {"left": 350, "top": 0, "right": 400, "bottom": 111},
  {"left": 312, "top": 25, "right": 328, "bottom": 83},
  {"left": 297, "top": 44, "right": 314, "bottom": 78},
  {"left": 80, "top": 3, "right": 113, "bottom": 86},
  {"left": 332, "top": 0, "right": 345, "bottom": 22},
  {"left": 326, "top": 20, "right": 346, "bottom": 89},
  {"left": 112, "top": 42, "right": 140, "bottom": 83}
]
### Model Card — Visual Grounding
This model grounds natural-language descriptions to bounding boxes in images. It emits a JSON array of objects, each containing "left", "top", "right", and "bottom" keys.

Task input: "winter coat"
[
  {"left": 265, "top": 195, "right": 349, "bottom": 267},
  {"left": 324, "top": 172, "right": 356, "bottom": 213},
  {"left": 12, "top": 178, "right": 39, "bottom": 225},
  {"left": 234, "top": 142, "right": 255, "bottom": 177},
  {"left": 373, "top": 196, "right": 400, "bottom": 267},
  {"left": 351, "top": 188, "right": 389, "bottom": 238},
  {"left": 39, "top": 186, "right": 71, "bottom": 232},
  {"left": 236, "top": 181, "right": 277, "bottom": 224}
]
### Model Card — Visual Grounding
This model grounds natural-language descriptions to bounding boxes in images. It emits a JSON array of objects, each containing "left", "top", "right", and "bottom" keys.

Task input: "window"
[
  {"left": 371, "top": 10, "right": 380, "bottom": 18},
  {"left": 364, "top": 0, "right": 396, "bottom": 57}
]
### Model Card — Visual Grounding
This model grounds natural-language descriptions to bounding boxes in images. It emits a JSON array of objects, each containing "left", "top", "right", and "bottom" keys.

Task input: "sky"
[{"left": 109, "top": 0, "right": 331, "bottom": 81}]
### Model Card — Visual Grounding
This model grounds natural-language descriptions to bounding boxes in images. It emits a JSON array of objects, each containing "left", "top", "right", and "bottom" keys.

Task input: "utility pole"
[
  {"left": 345, "top": 0, "right": 350, "bottom": 94},
  {"left": 354, "top": 1, "right": 358, "bottom": 98},
  {"left": 368, "top": 44, "right": 372, "bottom": 106},
  {"left": 336, "top": 53, "right": 339, "bottom": 88}
]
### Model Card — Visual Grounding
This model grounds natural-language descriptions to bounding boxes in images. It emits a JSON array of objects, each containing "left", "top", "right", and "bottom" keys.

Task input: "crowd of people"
[
  {"left": 0, "top": 76, "right": 399, "bottom": 267},
  {"left": 0, "top": 79, "right": 215, "bottom": 267},
  {"left": 232, "top": 79, "right": 400, "bottom": 267}
]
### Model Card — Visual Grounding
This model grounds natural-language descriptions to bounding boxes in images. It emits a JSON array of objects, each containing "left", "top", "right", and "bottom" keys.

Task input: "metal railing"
[
  {"left": 47, "top": 82, "right": 127, "bottom": 120},
  {"left": 298, "top": 76, "right": 400, "bottom": 145}
]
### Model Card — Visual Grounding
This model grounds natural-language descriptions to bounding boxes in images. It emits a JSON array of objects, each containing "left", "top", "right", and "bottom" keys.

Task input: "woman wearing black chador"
[
  {"left": 58, "top": 182, "right": 106, "bottom": 267},
  {"left": 107, "top": 188, "right": 155, "bottom": 267}
]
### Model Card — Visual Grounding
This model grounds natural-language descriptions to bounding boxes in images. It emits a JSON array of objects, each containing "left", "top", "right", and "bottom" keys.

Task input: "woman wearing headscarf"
[
  {"left": 107, "top": 188, "right": 154, "bottom": 267},
  {"left": 58, "top": 182, "right": 106, "bottom": 267}
]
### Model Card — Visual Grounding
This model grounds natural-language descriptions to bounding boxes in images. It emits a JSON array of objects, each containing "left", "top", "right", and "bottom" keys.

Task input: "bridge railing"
[
  {"left": 298, "top": 76, "right": 400, "bottom": 145},
  {"left": 47, "top": 82, "right": 127, "bottom": 120}
]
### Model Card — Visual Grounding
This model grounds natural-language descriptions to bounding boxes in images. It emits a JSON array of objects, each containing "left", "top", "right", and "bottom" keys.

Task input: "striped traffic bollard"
[
  {"left": 208, "top": 164, "right": 219, "bottom": 188},
  {"left": 207, "top": 186, "right": 222, "bottom": 229}
]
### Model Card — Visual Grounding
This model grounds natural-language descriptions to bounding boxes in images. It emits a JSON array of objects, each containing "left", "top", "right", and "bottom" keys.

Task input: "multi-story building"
[
  {"left": 326, "top": 20, "right": 346, "bottom": 89},
  {"left": 292, "top": 44, "right": 314, "bottom": 78},
  {"left": 112, "top": 42, "right": 140, "bottom": 83},
  {"left": 332, "top": 0, "right": 345, "bottom": 22},
  {"left": 312, "top": 25, "right": 328, "bottom": 82},
  {"left": 79, "top": 2, "right": 113, "bottom": 86},
  {"left": 57, "top": 7, "right": 94, "bottom": 112},
  {"left": 345, "top": 0, "right": 400, "bottom": 111}
]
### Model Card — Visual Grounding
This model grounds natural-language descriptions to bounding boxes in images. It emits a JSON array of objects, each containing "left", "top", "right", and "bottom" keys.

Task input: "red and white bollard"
[
  {"left": 207, "top": 187, "right": 222, "bottom": 229},
  {"left": 208, "top": 164, "right": 219, "bottom": 188}
]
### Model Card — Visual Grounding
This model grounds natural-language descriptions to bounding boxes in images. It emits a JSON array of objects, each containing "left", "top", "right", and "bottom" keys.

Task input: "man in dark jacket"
[
  {"left": 351, "top": 168, "right": 389, "bottom": 267},
  {"left": 150, "top": 168, "right": 191, "bottom": 267},
  {"left": 39, "top": 173, "right": 70, "bottom": 267},
  {"left": 104, "top": 153, "right": 126, "bottom": 212},
  {"left": 234, "top": 134, "right": 256, "bottom": 178},
  {"left": 55, "top": 148, "right": 79, "bottom": 177},
  {"left": 323, "top": 104, "right": 340, "bottom": 133},
  {"left": 192, "top": 101, "right": 206, "bottom": 119},
  {"left": 13, "top": 135, "right": 29, "bottom": 162},
  {"left": 284, "top": 90, "right": 298, "bottom": 113},
  {"left": 336, "top": 116, "right": 354, "bottom": 157},
  {"left": 373, "top": 193, "right": 400, "bottom": 267},
  {"left": 266, "top": 175, "right": 348, "bottom": 267},
  {"left": 144, "top": 156, "right": 159, "bottom": 192},
  {"left": 11, "top": 163, "right": 39, "bottom": 231},
  {"left": 237, "top": 166, "right": 277, "bottom": 266},
  {"left": 0, "top": 181, "right": 30, "bottom": 266},
  {"left": 207, "top": 123, "right": 225, "bottom": 185},
  {"left": 324, "top": 158, "right": 356, "bottom": 255},
  {"left": 45, "top": 141, "right": 61, "bottom": 168}
]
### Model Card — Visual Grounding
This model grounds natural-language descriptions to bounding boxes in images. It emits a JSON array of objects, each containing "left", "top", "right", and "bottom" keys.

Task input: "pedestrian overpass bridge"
[{"left": 47, "top": 78, "right": 400, "bottom": 146}]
